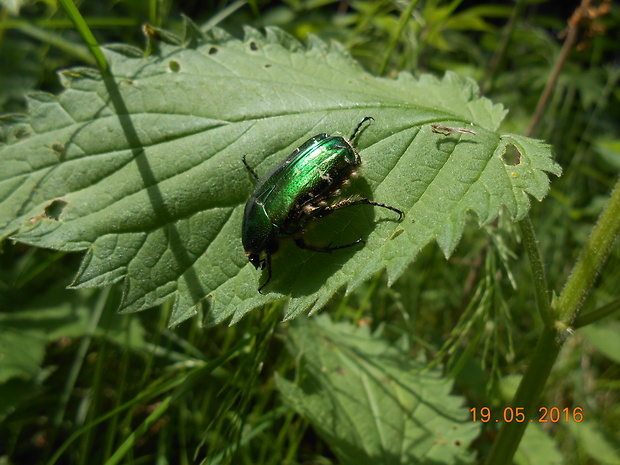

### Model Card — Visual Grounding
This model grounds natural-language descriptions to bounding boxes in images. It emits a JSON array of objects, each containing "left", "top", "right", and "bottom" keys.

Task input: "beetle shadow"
[
  {"left": 263, "top": 176, "right": 398, "bottom": 296},
  {"left": 434, "top": 136, "right": 479, "bottom": 154}
]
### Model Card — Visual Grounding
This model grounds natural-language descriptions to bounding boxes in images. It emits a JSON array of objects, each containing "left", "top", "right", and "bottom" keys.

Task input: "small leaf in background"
[
  {"left": 567, "top": 421, "right": 620, "bottom": 465},
  {"left": 0, "top": 325, "right": 46, "bottom": 383},
  {"left": 594, "top": 139, "right": 620, "bottom": 170},
  {"left": 514, "top": 424, "right": 563, "bottom": 465},
  {"left": 276, "top": 315, "right": 480, "bottom": 464},
  {"left": 0, "top": 290, "right": 146, "bottom": 384},
  {"left": 0, "top": 26, "right": 560, "bottom": 327},
  {"left": 579, "top": 321, "right": 620, "bottom": 364}
]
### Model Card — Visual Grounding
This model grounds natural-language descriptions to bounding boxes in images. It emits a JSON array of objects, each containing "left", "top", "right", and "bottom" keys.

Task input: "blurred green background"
[{"left": 1, "top": 1, "right": 619, "bottom": 464}]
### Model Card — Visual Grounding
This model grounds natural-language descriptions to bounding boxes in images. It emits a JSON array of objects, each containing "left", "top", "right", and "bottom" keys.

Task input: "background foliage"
[{"left": 1, "top": 1, "right": 619, "bottom": 464}]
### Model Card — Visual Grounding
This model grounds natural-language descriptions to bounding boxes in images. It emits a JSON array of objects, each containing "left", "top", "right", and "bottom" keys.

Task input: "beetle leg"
[
  {"left": 309, "top": 197, "right": 404, "bottom": 222},
  {"left": 295, "top": 236, "right": 364, "bottom": 253},
  {"left": 257, "top": 253, "right": 272, "bottom": 294},
  {"left": 242, "top": 155, "right": 260, "bottom": 181}
]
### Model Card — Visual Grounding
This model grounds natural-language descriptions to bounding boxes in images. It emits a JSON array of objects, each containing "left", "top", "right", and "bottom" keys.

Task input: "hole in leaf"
[
  {"left": 14, "top": 127, "right": 31, "bottom": 140},
  {"left": 168, "top": 60, "right": 181, "bottom": 72},
  {"left": 44, "top": 199, "right": 68, "bottom": 221},
  {"left": 51, "top": 142, "right": 65, "bottom": 156},
  {"left": 249, "top": 41, "right": 259, "bottom": 51},
  {"left": 501, "top": 143, "right": 522, "bottom": 166},
  {"left": 453, "top": 439, "right": 462, "bottom": 447},
  {"left": 208, "top": 46, "right": 218, "bottom": 55},
  {"left": 264, "top": 63, "right": 272, "bottom": 68}
]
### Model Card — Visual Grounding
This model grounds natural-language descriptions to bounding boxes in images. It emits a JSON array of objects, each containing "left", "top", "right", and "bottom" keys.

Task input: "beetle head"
[
  {"left": 247, "top": 252, "right": 263, "bottom": 270},
  {"left": 246, "top": 237, "right": 279, "bottom": 269}
]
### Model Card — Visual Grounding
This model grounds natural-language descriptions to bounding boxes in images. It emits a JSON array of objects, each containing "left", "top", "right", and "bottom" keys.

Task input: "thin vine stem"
[
  {"left": 573, "top": 295, "right": 620, "bottom": 329},
  {"left": 480, "top": 0, "right": 526, "bottom": 93},
  {"left": 485, "top": 0, "right": 614, "bottom": 463},
  {"left": 526, "top": 0, "right": 595, "bottom": 138},
  {"left": 485, "top": 326, "right": 562, "bottom": 463},
  {"left": 378, "top": 0, "right": 420, "bottom": 75},
  {"left": 486, "top": 176, "right": 620, "bottom": 464},
  {"left": 58, "top": 0, "right": 109, "bottom": 75},
  {"left": 556, "top": 177, "right": 620, "bottom": 324},
  {"left": 519, "top": 215, "right": 553, "bottom": 327}
]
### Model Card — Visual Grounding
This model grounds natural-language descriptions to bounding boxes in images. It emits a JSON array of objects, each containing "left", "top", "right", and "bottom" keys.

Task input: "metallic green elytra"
[{"left": 242, "top": 117, "right": 403, "bottom": 293}]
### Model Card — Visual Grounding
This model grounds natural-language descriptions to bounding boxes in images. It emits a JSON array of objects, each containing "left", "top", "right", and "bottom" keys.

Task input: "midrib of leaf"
[
  {"left": 0, "top": 26, "right": 560, "bottom": 327},
  {"left": 276, "top": 315, "right": 480, "bottom": 464}
]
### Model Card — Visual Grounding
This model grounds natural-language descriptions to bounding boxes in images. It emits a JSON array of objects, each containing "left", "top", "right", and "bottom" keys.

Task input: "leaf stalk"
[{"left": 58, "top": 0, "right": 110, "bottom": 75}]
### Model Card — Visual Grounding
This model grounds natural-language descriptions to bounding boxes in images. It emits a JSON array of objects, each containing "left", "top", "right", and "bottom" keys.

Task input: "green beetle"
[{"left": 242, "top": 117, "right": 402, "bottom": 293}]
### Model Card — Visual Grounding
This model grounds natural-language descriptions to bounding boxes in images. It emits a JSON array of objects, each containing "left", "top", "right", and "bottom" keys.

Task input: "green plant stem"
[
  {"left": 484, "top": 2, "right": 614, "bottom": 461},
  {"left": 51, "top": 287, "right": 109, "bottom": 429},
  {"left": 574, "top": 295, "right": 620, "bottom": 329},
  {"left": 556, "top": 177, "right": 620, "bottom": 323},
  {"left": 378, "top": 0, "right": 420, "bottom": 75},
  {"left": 58, "top": 0, "right": 109, "bottom": 75},
  {"left": 486, "top": 178, "right": 620, "bottom": 464},
  {"left": 149, "top": 0, "right": 159, "bottom": 26},
  {"left": 1, "top": 17, "right": 138, "bottom": 28},
  {"left": 485, "top": 326, "right": 561, "bottom": 463},
  {"left": 105, "top": 396, "right": 173, "bottom": 465},
  {"left": 519, "top": 215, "right": 553, "bottom": 327},
  {"left": 480, "top": 0, "right": 526, "bottom": 93},
  {"left": 525, "top": 0, "right": 588, "bottom": 137},
  {"left": 201, "top": 0, "right": 248, "bottom": 33},
  {"left": 14, "top": 23, "right": 95, "bottom": 64},
  {"left": 47, "top": 354, "right": 239, "bottom": 465}
]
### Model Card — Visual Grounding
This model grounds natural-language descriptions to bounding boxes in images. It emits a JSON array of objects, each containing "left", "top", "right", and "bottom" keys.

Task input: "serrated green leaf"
[
  {"left": 0, "top": 327, "right": 45, "bottom": 383},
  {"left": 567, "top": 420, "right": 620, "bottom": 465},
  {"left": 276, "top": 315, "right": 480, "bottom": 464},
  {"left": 0, "top": 290, "right": 146, "bottom": 383},
  {"left": 0, "top": 26, "right": 561, "bottom": 327},
  {"left": 579, "top": 322, "right": 620, "bottom": 364},
  {"left": 514, "top": 423, "right": 563, "bottom": 465}
]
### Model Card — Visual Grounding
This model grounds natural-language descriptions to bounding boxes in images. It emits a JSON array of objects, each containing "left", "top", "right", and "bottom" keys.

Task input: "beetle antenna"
[
  {"left": 257, "top": 254, "right": 272, "bottom": 294},
  {"left": 349, "top": 116, "right": 374, "bottom": 141},
  {"left": 242, "top": 155, "right": 260, "bottom": 181}
]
